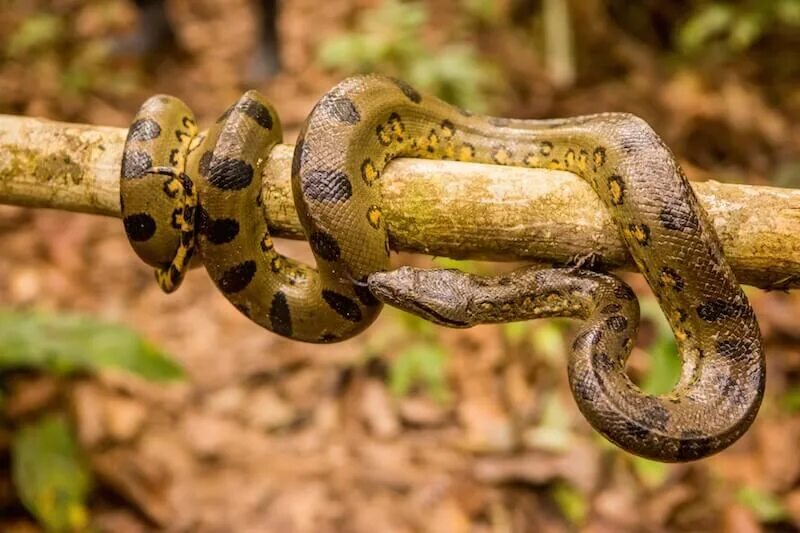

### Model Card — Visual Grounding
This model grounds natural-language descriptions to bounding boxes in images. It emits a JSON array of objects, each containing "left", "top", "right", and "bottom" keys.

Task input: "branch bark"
[{"left": 1, "top": 115, "right": 798, "bottom": 290}]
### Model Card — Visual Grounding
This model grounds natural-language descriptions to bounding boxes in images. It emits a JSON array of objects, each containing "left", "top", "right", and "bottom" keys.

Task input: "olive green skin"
[
  {"left": 119, "top": 95, "right": 198, "bottom": 292},
  {"left": 121, "top": 74, "right": 764, "bottom": 462}
]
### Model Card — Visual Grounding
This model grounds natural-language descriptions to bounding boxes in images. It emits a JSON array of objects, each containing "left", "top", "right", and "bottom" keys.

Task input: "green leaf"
[
  {"left": 12, "top": 416, "right": 91, "bottom": 532},
  {"left": 6, "top": 13, "right": 65, "bottom": 58},
  {"left": 638, "top": 299, "right": 681, "bottom": 395},
  {"left": 389, "top": 341, "right": 451, "bottom": 403},
  {"left": 780, "top": 387, "right": 800, "bottom": 413},
  {"left": 777, "top": 0, "right": 800, "bottom": 24},
  {"left": 630, "top": 456, "right": 669, "bottom": 489},
  {"left": 316, "top": 0, "right": 500, "bottom": 111},
  {"left": 529, "top": 321, "right": 567, "bottom": 366},
  {"left": 729, "top": 13, "right": 765, "bottom": 50},
  {"left": 551, "top": 481, "right": 587, "bottom": 526},
  {"left": 501, "top": 321, "right": 529, "bottom": 344},
  {"left": 0, "top": 310, "right": 183, "bottom": 381},
  {"left": 389, "top": 305, "right": 437, "bottom": 337},
  {"left": 678, "top": 4, "right": 735, "bottom": 53},
  {"left": 736, "top": 486, "right": 789, "bottom": 523},
  {"left": 524, "top": 392, "right": 573, "bottom": 452},
  {"left": 639, "top": 337, "right": 681, "bottom": 395},
  {"left": 431, "top": 257, "right": 483, "bottom": 274},
  {"left": 460, "top": 0, "right": 503, "bottom": 24}
]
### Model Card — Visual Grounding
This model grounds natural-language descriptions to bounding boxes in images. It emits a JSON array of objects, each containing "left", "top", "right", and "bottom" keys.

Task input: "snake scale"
[{"left": 120, "top": 74, "right": 764, "bottom": 462}]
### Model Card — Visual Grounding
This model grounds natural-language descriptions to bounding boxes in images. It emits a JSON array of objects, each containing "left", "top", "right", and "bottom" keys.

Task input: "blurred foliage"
[
  {"left": 550, "top": 480, "right": 587, "bottom": 526},
  {"left": 4, "top": 7, "right": 138, "bottom": 99},
  {"left": 365, "top": 296, "right": 452, "bottom": 404},
  {"left": 12, "top": 416, "right": 90, "bottom": 533},
  {"left": 527, "top": 320, "right": 568, "bottom": 367},
  {"left": 524, "top": 391, "right": 574, "bottom": 452},
  {"left": 5, "top": 13, "right": 65, "bottom": 58},
  {"left": 780, "top": 385, "right": 800, "bottom": 413},
  {"left": 0, "top": 311, "right": 184, "bottom": 381},
  {"left": 389, "top": 340, "right": 451, "bottom": 404},
  {"left": 638, "top": 299, "right": 681, "bottom": 395},
  {"left": 678, "top": 0, "right": 800, "bottom": 54},
  {"left": 0, "top": 311, "right": 184, "bottom": 530},
  {"left": 736, "top": 486, "right": 790, "bottom": 522},
  {"left": 318, "top": 0, "right": 500, "bottom": 112},
  {"left": 631, "top": 455, "right": 669, "bottom": 489},
  {"left": 431, "top": 257, "right": 484, "bottom": 274},
  {"left": 459, "top": 0, "right": 505, "bottom": 25}
]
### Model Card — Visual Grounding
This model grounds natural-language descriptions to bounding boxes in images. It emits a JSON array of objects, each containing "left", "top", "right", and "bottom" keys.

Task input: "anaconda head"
[{"left": 367, "top": 266, "right": 475, "bottom": 328}]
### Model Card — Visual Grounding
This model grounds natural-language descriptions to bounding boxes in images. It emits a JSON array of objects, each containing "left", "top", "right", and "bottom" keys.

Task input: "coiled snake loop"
[{"left": 121, "top": 75, "right": 765, "bottom": 461}]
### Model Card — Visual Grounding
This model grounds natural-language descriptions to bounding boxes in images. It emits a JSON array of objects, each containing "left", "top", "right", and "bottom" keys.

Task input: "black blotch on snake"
[
  {"left": 235, "top": 98, "right": 273, "bottom": 129},
  {"left": 123, "top": 213, "right": 157, "bottom": 241},
  {"left": 302, "top": 170, "right": 353, "bottom": 202},
  {"left": 661, "top": 266, "right": 685, "bottom": 292},
  {"left": 390, "top": 78, "right": 422, "bottom": 103},
  {"left": 593, "top": 147, "right": 606, "bottom": 168},
  {"left": 644, "top": 404, "right": 671, "bottom": 431},
  {"left": 572, "top": 372, "right": 599, "bottom": 401},
  {"left": 199, "top": 150, "right": 213, "bottom": 177},
  {"left": 621, "top": 420, "right": 651, "bottom": 440},
  {"left": 573, "top": 328, "right": 603, "bottom": 351},
  {"left": 121, "top": 150, "right": 153, "bottom": 179},
  {"left": 593, "top": 352, "right": 616, "bottom": 372},
  {"left": 608, "top": 174, "right": 626, "bottom": 205},
  {"left": 354, "top": 281, "right": 380, "bottom": 307},
  {"left": 170, "top": 208, "right": 183, "bottom": 229},
  {"left": 217, "top": 260, "right": 257, "bottom": 293},
  {"left": 269, "top": 291, "right": 293, "bottom": 337},
  {"left": 322, "top": 290, "right": 363, "bottom": 322},
  {"left": 675, "top": 431, "right": 714, "bottom": 461},
  {"left": 320, "top": 95, "right": 361, "bottom": 124},
  {"left": 659, "top": 203, "right": 700, "bottom": 232},
  {"left": 127, "top": 118, "right": 161, "bottom": 141},
  {"left": 291, "top": 137, "right": 306, "bottom": 178},
  {"left": 208, "top": 158, "right": 254, "bottom": 191},
  {"left": 716, "top": 339, "right": 751, "bottom": 362},
  {"left": 202, "top": 216, "right": 240, "bottom": 245},
  {"left": 216, "top": 105, "right": 234, "bottom": 123},
  {"left": 696, "top": 299, "right": 749, "bottom": 322},
  {"left": 613, "top": 284, "right": 636, "bottom": 301},
  {"left": 168, "top": 265, "right": 181, "bottom": 286},
  {"left": 309, "top": 231, "right": 341, "bottom": 262},
  {"left": 628, "top": 223, "right": 652, "bottom": 246}
]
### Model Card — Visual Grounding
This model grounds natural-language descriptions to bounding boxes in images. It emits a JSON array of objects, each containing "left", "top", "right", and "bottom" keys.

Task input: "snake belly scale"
[{"left": 121, "top": 74, "right": 765, "bottom": 461}]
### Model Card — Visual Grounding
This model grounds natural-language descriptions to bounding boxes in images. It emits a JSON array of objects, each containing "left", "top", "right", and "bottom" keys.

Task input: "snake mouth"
[
  {"left": 414, "top": 302, "right": 472, "bottom": 328},
  {"left": 406, "top": 300, "right": 470, "bottom": 328}
]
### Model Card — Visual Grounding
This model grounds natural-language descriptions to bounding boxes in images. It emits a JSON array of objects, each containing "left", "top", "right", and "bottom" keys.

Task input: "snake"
[{"left": 120, "top": 74, "right": 764, "bottom": 462}]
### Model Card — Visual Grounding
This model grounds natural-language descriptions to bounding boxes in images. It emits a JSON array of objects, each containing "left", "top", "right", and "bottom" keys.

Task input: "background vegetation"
[{"left": 0, "top": 0, "right": 799, "bottom": 531}]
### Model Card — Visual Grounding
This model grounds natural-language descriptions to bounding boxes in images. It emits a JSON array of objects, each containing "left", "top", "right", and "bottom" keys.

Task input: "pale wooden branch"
[{"left": 0, "top": 115, "right": 798, "bottom": 290}]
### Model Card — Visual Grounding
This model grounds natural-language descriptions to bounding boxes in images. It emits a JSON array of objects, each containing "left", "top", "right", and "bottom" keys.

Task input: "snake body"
[{"left": 121, "top": 74, "right": 764, "bottom": 461}]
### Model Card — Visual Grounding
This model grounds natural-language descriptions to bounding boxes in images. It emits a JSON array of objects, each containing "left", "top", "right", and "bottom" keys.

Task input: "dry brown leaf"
[
  {"left": 91, "top": 448, "right": 174, "bottom": 526},
  {"left": 722, "top": 504, "right": 762, "bottom": 533}
]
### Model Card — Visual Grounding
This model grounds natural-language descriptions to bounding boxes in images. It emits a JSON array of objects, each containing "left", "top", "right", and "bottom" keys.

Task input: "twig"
[{"left": 0, "top": 114, "right": 798, "bottom": 289}]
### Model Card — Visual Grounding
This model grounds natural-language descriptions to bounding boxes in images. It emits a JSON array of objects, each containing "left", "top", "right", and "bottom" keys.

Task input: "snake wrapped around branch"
[{"left": 119, "top": 74, "right": 764, "bottom": 462}]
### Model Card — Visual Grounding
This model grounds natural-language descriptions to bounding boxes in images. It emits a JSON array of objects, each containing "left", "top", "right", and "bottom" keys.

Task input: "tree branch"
[{"left": 1, "top": 115, "right": 798, "bottom": 290}]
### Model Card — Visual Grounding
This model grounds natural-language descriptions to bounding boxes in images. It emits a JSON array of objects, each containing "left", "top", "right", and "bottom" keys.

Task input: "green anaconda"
[{"left": 120, "top": 74, "right": 764, "bottom": 462}]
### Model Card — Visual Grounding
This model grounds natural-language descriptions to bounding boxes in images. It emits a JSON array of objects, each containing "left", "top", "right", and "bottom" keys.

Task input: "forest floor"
[{"left": 1, "top": 0, "right": 800, "bottom": 531}]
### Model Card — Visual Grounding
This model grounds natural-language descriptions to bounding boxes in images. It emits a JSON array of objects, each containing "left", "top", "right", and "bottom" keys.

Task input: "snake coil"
[{"left": 121, "top": 75, "right": 765, "bottom": 462}]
